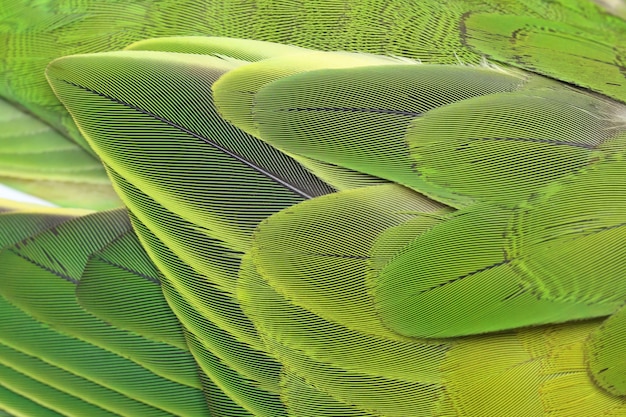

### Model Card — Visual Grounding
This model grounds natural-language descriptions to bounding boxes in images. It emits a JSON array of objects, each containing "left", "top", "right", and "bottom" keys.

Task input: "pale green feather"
[
  {"left": 0, "top": 98, "right": 120, "bottom": 209},
  {"left": 125, "top": 36, "right": 309, "bottom": 61}
]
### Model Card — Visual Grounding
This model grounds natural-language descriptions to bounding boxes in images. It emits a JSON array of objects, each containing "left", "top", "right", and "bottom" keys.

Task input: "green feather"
[
  {"left": 125, "top": 36, "right": 309, "bottom": 60},
  {"left": 76, "top": 230, "right": 188, "bottom": 349},
  {"left": 1, "top": 0, "right": 626, "bottom": 412},
  {"left": 587, "top": 303, "right": 626, "bottom": 397},
  {"left": 0, "top": 98, "right": 120, "bottom": 209},
  {"left": 247, "top": 64, "right": 532, "bottom": 207},
  {"left": 0, "top": 207, "right": 208, "bottom": 416}
]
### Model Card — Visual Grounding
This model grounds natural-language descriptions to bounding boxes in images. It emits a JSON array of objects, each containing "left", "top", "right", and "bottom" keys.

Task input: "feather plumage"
[{"left": 1, "top": 0, "right": 625, "bottom": 415}]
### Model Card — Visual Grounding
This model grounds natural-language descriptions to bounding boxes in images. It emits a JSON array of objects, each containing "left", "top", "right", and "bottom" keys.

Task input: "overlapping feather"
[
  {"left": 42, "top": 36, "right": 626, "bottom": 415},
  {"left": 1, "top": 0, "right": 626, "bottom": 415}
]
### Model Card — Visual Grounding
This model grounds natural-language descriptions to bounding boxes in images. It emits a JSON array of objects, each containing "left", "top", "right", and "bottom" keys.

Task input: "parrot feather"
[{"left": 1, "top": 0, "right": 626, "bottom": 413}]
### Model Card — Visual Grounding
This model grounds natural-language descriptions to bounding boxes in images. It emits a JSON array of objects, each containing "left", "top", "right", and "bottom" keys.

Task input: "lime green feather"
[
  {"left": 280, "top": 372, "right": 376, "bottom": 417},
  {"left": 125, "top": 36, "right": 309, "bottom": 61},
  {"left": 587, "top": 303, "right": 626, "bottom": 397},
  {"left": 212, "top": 51, "right": 404, "bottom": 191},
  {"left": 246, "top": 64, "right": 535, "bottom": 207},
  {"left": 462, "top": 11, "right": 626, "bottom": 103},
  {"left": 251, "top": 183, "right": 448, "bottom": 339},
  {"left": 238, "top": 260, "right": 448, "bottom": 417},
  {"left": 372, "top": 203, "right": 614, "bottom": 337},
  {"left": 374, "top": 129, "right": 626, "bottom": 337},
  {"left": 405, "top": 88, "right": 626, "bottom": 207},
  {"left": 212, "top": 51, "right": 403, "bottom": 137}
]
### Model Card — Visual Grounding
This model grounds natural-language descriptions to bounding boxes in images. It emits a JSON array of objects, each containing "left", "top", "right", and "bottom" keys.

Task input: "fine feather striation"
[
  {"left": 46, "top": 48, "right": 346, "bottom": 415},
  {"left": 0, "top": 382, "right": 66, "bottom": 417},
  {"left": 125, "top": 36, "right": 310, "bottom": 61},
  {"left": 47, "top": 39, "right": 626, "bottom": 413},
  {"left": 587, "top": 303, "right": 626, "bottom": 397},
  {"left": 110, "top": 170, "right": 288, "bottom": 416},
  {"left": 214, "top": 51, "right": 626, "bottom": 340},
  {"left": 240, "top": 63, "right": 626, "bottom": 208},
  {"left": 0, "top": 203, "right": 209, "bottom": 416},
  {"left": 373, "top": 150, "right": 626, "bottom": 338},
  {"left": 0, "top": 0, "right": 624, "bottom": 413},
  {"left": 3, "top": 0, "right": 625, "bottom": 207},
  {"left": 0, "top": 98, "right": 121, "bottom": 209},
  {"left": 46, "top": 51, "right": 335, "bottom": 251},
  {"left": 244, "top": 64, "right": 531, "bottom": 207}
]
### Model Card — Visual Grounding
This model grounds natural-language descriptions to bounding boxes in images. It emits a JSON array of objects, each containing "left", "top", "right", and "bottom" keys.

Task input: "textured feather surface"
[
  {"left": 462, "top": 10, "right": 626, "bottom": 103},
  {"left": 0, "top": 203, "right": 210, "bottom": 416},
  {"left": 5, "top": 0, "right": 625, "bottom": 205},
  {"left": 0, "top": 98, "right": 120, "bottom": 209},
  {"left": 213, "top": 49, "right": 626, "bottom": 338},
  {"left": 125, "top": 36, "right": 310, "bottom": 61},
  {"left": 2, "top": 0, "right": 626, "bottom": 413},
  {"left": 587, "top": 303, "right": 626, "bottom": 396},
  {"left": 46, "top": 49, "right": 337, "bottom": 415},
  {"left": 245, "top": 64, "right": 532, "bottom": 207},
  {"left": 45, "top": 38, "right": 626, "bottom": 414}
]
